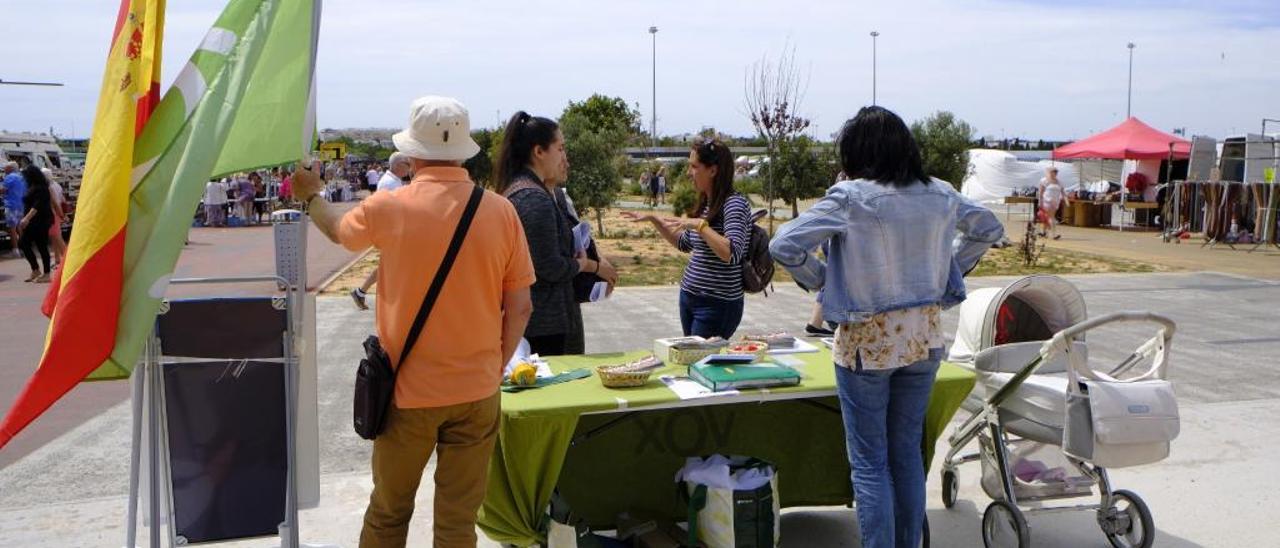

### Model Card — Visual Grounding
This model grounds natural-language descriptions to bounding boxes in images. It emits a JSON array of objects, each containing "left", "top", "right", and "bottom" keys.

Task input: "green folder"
[{"left": 689, "top": 357, "right": 802, "bottom": 391}]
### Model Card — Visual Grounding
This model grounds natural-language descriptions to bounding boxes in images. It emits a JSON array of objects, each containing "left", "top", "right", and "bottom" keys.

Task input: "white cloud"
[{"left": 2, "top": 0, "right": 1276, "bottom": 141}]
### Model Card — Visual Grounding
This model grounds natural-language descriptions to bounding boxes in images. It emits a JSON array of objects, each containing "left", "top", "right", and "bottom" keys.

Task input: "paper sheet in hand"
[
  {"left": 660, "top": 375, "right": 740, "bottom": 400},
  {"left": 572, "top": 221, "right": 592, "bottom": 254},
  {"left": 589, "top": 281, "right": 610, "bottom": 302}
]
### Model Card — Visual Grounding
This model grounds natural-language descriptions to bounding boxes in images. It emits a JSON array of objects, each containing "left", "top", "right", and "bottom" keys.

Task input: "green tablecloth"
[{"left": 477, "top": 344, "right": 976, "bottom": 546}]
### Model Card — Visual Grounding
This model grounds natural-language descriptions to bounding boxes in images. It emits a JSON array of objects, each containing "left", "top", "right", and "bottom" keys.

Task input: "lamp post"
[
  {"left": 0, "top": 78, "right": 63, "bottom": 86},
  {"left": 1126, "top": 42, "right": 1136, "bottom": 118},
  {"left": 870, "top": 31, "right": 880, "bottom": 105},
  {"left": 649, "top": 26, "right": 659, "bottom": 149}
]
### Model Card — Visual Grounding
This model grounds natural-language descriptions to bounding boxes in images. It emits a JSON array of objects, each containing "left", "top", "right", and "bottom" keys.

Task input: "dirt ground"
[{"left": 996, "top": 208, "right": 1279, "bottom": 280}]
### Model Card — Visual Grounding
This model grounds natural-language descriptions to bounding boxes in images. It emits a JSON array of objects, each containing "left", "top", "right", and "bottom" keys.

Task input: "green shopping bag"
[{"left": 678, "top": 456, "right": 780, "bottom": 548}]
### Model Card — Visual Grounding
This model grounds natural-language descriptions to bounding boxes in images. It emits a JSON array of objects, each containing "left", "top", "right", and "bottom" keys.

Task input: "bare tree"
[{"left": 744, "top": 44, "right": 811, "bottom": 230}]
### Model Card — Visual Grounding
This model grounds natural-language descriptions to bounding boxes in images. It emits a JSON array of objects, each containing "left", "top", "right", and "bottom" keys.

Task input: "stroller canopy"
[{"left": 949, "top": 276, "right": 1087, "bottom": 364}]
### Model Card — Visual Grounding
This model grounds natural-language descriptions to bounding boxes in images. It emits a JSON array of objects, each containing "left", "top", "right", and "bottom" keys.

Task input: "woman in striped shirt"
[{"left": 623, "top": 139, "right": 750, "bottom": 339}]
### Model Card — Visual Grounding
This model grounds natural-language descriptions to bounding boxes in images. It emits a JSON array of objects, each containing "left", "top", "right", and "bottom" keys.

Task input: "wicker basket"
[
  {"left": 596, "top": 365, "right": 654, "bottom": 388},
  {"left": 668, "top": 346, "right": 722, "bottom": 366}
]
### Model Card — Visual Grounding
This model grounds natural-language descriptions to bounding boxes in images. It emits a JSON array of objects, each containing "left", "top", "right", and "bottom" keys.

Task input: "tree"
[
  {"left": 566, "top": 94, "right": 641, "bottom": 139},
  {"left": 911, "top": 111, "right": 976, "bottom": 190},
  {"left": 761, "top": 136, "right": 837, "bottom": 218},
  {"left": 559, "top": 95, "right": 638, "bottom": 235},
  {"left": 744, "top": 44, "right": 811, "bottom": 229},
  {"left": 464, "top": 128, "right": 498, "bottom": 186},
  {"left": 328, "top": 135, "right": 393, "bottom": 162}
]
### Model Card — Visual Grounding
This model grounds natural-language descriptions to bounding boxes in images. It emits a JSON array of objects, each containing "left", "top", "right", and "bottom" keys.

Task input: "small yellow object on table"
[{"left": 509, "top": 361, "right": 538, "bottom": 386}]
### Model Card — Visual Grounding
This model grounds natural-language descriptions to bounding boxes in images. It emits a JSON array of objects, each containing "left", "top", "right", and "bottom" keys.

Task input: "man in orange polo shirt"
[{"left": 294, "top": 96, "right": 535, "bottom": 547}]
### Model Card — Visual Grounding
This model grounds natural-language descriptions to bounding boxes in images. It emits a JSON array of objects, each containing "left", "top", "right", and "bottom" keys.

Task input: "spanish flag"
[
  {"left": 1, "top": 0, "right": 321, "bottom": 450},
  {"left": 0, "top": 0, "right": 164, "bottom": 449}
]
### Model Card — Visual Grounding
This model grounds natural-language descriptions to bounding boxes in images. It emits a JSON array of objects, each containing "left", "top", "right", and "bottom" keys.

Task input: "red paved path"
[{"left": 0, "top": 209, "right": 359, "bottom": 468}]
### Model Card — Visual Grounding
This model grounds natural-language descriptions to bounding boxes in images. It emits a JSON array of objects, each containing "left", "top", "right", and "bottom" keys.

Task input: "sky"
[{"left": 2, "top": 0, "right": 1278, "bottom": 142}]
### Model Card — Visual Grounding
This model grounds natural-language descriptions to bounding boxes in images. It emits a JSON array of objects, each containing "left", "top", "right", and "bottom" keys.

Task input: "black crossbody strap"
[{"left": 396, "top": 184, "right": 485, "bottom": 371}]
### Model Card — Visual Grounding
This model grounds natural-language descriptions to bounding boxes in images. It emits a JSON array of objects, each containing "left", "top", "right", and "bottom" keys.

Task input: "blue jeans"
[
  {"left": 678, "top": 290, "right": 744, "bottom": 339},
  {"left": 835, "top": 349, "right": 942, "bottom": 548}
]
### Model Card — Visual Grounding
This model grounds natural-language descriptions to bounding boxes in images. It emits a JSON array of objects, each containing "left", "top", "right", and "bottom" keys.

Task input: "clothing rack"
[
  {"left": 1163, "top": 181, "right": 1279, "bottom": 249},
  {"left": 1248, "top": 181, "right": 1280, "bottom": 252}
]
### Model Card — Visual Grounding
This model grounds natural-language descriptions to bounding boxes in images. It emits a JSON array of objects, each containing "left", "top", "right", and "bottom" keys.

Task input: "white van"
[{"left": 0, "top": 132, "right": 68, "bottom": 170}]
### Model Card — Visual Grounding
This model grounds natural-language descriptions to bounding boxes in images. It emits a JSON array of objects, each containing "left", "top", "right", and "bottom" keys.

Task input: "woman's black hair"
[
  {"left": 837, "top": 106, "right": 930, "bottom": 187},
  {"left": 495, "top": 111, "right": 560, "bottom": 192},
  {"left": 690, "top": 138, "right": 736, "bottom": 223},
  {"left": 20, "top": 164, "right": 50, "bottom": 193}
]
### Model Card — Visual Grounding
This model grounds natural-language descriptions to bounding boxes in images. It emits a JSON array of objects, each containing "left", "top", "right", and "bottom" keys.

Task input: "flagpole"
[
  {"left": 125, "top": 356, "right": 145, "bottom": 548},
  {"left": 283, "top": 4, "right": 322, "bottom": 548}
]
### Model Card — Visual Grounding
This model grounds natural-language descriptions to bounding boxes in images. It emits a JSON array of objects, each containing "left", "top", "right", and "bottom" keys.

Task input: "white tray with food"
[{"left": 739, "top": 332, "right": 821, "bottom": 355}]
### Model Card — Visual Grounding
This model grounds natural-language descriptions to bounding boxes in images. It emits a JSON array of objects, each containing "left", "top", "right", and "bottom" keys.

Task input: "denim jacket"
[{"left": 769, "top": 178, "right": 1004, "bottom": 324}]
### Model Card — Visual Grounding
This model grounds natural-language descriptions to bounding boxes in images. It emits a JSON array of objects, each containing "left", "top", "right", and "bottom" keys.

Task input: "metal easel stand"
[
  {"left": 123, "top": 276, "right": 303, "bottom": 548},
  {"left": 124, "top": 329, "right": 170, "bottom": 548}
]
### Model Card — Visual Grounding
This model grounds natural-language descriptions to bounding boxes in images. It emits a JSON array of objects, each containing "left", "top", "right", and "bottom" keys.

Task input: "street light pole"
[
  {"left": 649, "top": 26, "right": 659, "bottom": 149},
  {"left": 0, "top": 79, "right": 64, "bottom": 86},
  {"left": 870, "top": 31, "right": 879, "bottom": 105},
  {"left": 1126, "top": 42, "right": 1136, "bottom": 118}
]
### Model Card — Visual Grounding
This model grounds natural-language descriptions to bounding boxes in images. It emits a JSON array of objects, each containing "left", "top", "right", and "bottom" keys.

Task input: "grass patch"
[
  {"left": 321, "top": 249, "right": 378, "bottom": 295},
  {"left": 969, "top": 245, "right": 1163, "bottom": 277}
]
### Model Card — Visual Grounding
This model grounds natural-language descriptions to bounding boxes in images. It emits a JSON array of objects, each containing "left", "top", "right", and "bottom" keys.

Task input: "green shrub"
[
  {"left": 735, "top": 177, "right": 764, "bottom": 197},
  {"left": 670, "top": 181, "right": 699, "bottom": 217}
]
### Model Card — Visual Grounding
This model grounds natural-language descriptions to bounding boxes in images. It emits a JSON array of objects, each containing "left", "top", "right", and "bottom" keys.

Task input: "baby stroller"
[{"left": 942, "top": 276, "right": 1179, "bottom": 548}]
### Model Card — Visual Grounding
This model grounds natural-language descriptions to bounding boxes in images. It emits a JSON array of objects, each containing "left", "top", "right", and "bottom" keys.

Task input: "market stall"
[
  {"left": 1053, "top": 118, "right": 1191, "bottom": 231},
  {"left": 477, "top": 344, "right": 976, "bottom": 546}
]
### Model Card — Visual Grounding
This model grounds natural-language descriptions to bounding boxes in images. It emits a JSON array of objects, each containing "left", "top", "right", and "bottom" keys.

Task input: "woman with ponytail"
[{"left": 496, "top": 111, "right": 617, "bottom": 356}]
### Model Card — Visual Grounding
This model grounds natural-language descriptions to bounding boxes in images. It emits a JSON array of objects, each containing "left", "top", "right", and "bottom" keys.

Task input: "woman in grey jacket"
[{"left": 496, "top": 112, "right": 618, "bottom": 356}]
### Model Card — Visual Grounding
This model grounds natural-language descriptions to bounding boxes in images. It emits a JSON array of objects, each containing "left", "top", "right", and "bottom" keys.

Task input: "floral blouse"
[{"left": 833, "top": 304, "right": 944, "bottom": 370}]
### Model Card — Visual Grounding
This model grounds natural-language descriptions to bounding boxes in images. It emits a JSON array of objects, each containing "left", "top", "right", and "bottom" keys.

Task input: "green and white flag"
[{"left": 93, "top": 0, "right": 321, "bottom": 379}]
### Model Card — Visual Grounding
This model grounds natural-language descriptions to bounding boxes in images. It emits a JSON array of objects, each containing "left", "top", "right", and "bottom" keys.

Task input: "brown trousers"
[{"left": 359, "top": 392, "right": 500, "bottom": 548}]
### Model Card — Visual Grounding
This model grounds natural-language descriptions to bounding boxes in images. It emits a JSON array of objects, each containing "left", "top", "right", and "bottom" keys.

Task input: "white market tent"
[{"left": 960, "top": 149, "right": 1079, "bottom": 205}]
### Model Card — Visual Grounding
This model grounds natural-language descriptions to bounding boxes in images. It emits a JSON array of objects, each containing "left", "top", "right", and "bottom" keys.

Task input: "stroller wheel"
[
  {"left": 982, "top": 500, "right": 1030, "bottom": 548},
  {"left": 1100, "top": 489, "right": 1154, "bottom": 548},
  {"left": 941, "top": 469, "right": 958, "bottom": 509}
]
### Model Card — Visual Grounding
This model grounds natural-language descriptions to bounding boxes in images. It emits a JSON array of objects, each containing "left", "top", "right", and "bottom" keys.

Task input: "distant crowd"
[{"left": 2, "top": 161, "right": 69, "bottom": 283}]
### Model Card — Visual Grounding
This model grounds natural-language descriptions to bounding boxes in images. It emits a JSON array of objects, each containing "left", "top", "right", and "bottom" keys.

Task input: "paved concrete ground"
[
  {"left": 0, "top": 209, "right": 361, "bottom": 468},
  {"left": 2, "top": 272, "right": 1277, "bottom": 547}
]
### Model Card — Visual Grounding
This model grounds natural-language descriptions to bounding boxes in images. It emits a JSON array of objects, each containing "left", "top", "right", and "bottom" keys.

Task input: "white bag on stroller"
[{"left": 1059, "top": 317, "right": 1181, "bottom": 468}]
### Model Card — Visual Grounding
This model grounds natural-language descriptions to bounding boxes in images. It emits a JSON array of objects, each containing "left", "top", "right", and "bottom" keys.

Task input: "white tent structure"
[{"left": 960, "top": 149, "right": 1080, "bottom": 205}]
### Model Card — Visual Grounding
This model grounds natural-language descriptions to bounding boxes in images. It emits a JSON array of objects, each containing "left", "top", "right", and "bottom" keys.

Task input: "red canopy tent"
[{"left": 1053, "top": 117, "right": 1191, "bottom": 160}]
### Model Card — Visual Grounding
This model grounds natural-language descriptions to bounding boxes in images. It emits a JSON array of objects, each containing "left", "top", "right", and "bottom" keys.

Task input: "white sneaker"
[{"left": 350, "top": 288, "right": 369, "bottom": 310}]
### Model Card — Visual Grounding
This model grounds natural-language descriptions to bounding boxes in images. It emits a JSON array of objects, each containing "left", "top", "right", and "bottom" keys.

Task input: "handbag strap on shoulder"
[{"left": 396, "top": 184, "right": 485, "bottom": 374}]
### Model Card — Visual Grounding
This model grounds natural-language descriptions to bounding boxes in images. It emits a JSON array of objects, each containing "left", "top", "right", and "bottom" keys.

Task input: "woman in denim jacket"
[{"left": 770, "top": 107, "right": 1003, "bottom": 548}]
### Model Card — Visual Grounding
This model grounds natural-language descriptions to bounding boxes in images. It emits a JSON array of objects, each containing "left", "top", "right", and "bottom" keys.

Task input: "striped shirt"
[{"left": 677, "top": 193, "right": 751, "bottom": 301}]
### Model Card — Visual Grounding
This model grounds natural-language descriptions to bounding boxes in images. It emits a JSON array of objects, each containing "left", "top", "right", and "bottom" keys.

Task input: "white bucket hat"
[{"left": 392, "top": 96, "right": 481, "bottom": 161}]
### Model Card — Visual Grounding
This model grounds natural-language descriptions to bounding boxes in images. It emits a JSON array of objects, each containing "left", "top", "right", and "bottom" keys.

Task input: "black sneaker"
[
  {"left": 805, "top": 323, "right": 835, "bottom": 336},
  {"left": 351, "top": 288, "right": 369, "bottom": 310}
]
